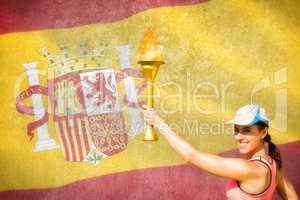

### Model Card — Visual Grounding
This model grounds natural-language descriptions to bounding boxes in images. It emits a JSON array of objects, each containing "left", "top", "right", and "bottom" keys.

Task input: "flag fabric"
[{"left": 0, "top": 0, "right": 300, "bottom": 199}]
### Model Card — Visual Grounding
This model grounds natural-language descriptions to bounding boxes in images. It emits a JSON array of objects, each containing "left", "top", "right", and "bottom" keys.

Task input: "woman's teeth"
[{"left": 239, "top": 142, "right": 248, "bottom": 148}]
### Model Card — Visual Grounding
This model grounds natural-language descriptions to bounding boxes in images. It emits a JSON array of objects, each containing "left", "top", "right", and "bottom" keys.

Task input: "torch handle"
[
  {"left": 143, "top": 69, "right": 158, "bottom": 141},
  {"left": 146, "top": 79, "right": 153, "bottom": 107}
]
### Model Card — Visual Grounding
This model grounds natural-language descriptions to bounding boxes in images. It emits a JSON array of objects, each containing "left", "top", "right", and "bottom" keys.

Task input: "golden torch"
[{"left": 139, "top": 29, "right": 164, "bottom": 141}]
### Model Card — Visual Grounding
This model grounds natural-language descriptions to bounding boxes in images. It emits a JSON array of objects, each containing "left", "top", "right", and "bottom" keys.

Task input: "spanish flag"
[{"left": 0, "top": 0, "right": 299, "bottom": 199}]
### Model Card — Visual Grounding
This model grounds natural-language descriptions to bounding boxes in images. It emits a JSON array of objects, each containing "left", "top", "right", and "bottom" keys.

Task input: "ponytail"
[
  {"left": 263, "top": 133, "right": 282, "bottom": 169},
  {"left": 255, "top": 121, "right": 282, "bottom": 169}
]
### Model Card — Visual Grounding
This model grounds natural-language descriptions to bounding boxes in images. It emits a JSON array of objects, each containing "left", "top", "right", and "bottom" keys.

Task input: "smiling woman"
[
  {"left": 142, "top": 104, "right": 299, "bottom": 200},
  {"left": 234, "top": 121, "right": 282, "bottom": 168}
]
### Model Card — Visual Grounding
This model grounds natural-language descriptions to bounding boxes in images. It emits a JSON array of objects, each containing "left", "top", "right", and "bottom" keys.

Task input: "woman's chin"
[{"left": 238, "top": 148, "right": 249, "bottom": 155}]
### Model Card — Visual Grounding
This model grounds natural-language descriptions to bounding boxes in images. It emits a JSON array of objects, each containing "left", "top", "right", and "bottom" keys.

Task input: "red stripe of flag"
[{"left": 0, "top": 0, "right": 208, "bottom": 34}]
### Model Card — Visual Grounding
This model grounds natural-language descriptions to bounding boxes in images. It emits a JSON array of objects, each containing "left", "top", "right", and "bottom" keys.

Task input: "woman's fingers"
[
  {"left": 141, "top": 104, "right": 150, "bottom": 110},
  {"left": 143, "top": 108, "right": 156, "bottom": 116},
  {"left": 141, "top": 104, "right": 161, "bottom": 126},
  {"left": 144, "top": 112, "right": 155, "bottom": 120},
  {"left": 141, "top": 104, "right": 156, "bottom": 112},
  {"left": 142, "top": 106, "right": 158, "bottom": 125}
]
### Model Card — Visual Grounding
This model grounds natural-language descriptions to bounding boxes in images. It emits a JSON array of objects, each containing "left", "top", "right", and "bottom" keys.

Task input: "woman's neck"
[{"left": 246, "top": 146, "right": 267, "bottom": 159}]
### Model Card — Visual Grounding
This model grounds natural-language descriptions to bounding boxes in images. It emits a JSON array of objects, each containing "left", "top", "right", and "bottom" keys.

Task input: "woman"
[{"left": 142, "top": 104, "right": 299, "bottom": 200}]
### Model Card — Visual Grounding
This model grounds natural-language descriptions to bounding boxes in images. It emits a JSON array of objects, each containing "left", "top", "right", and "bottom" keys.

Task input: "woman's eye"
[
  {"left": 241, "top": 130, "right": 251, "bottom": 134},
  {"left": 234, "top": 129, "right": 251, "bottom": 135}
]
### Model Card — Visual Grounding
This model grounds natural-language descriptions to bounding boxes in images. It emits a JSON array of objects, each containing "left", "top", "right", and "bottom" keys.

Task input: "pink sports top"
[{"left": 226, "top": 156, "right": 277, "bottom": 200}]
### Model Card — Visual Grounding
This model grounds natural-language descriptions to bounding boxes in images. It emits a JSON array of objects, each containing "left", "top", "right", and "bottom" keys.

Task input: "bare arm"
[
  {"left": 142, "top": 105, "right": 264, "bottom": 181},
  {"left": 277, "top": 169, "right": 299, "bottom": 200}
]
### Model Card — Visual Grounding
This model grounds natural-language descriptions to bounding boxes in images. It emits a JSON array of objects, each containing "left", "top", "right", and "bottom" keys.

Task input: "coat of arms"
[{"left": 16, "top": 44, "right": 146, "bottom": 165}]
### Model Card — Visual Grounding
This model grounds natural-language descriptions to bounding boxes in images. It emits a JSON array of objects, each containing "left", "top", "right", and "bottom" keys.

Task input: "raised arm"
[
  {"left": 276, "top": 169, "right": 299, "bottom": 200},
  {"left": 142, "top": 105, "right": 265, "bottom": 181}
]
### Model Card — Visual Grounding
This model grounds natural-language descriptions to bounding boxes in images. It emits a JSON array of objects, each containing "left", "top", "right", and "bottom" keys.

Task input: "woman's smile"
[{"left": 238, "top": 141, "right": 249, "bottom": 149}]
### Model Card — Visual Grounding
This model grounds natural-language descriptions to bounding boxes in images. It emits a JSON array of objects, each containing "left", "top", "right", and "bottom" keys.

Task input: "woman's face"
[{"left": 234, "top": 124, "right": 267, "bottom": 156}]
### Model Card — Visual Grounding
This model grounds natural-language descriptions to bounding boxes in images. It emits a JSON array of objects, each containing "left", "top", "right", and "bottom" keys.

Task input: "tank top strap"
[{"left": 249, "top": 155, "right": 273, "bottom": 168}]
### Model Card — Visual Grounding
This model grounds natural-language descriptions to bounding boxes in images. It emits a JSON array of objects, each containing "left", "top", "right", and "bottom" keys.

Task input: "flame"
[{"left": 139, "top": 28, "right": 163, "bottom": 61}]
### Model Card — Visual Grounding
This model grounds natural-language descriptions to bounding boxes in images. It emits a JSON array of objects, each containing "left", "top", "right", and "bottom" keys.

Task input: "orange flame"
[{"left": 139, "top": 28, "right": 163, "bottom": 61}]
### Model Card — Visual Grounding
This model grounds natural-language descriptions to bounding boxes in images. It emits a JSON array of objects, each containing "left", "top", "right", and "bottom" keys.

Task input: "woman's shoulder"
[
  {"left": 247, "top": 156, "right": 273, "bottom": 182},
  {"left": 237, "top": 156, "right": 274, "bottom": 195}
]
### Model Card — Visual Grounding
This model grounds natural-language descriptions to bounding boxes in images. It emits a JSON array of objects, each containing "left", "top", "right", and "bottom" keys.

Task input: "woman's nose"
[{"left": 235, "top": 132, "right": 244, "bottom": 140}]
